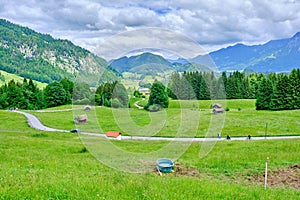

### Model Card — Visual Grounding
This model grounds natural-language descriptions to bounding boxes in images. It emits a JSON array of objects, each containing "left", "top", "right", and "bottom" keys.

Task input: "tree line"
[
  {"left": 167, "top": 69, "right": 300, "bottom": 110},
  {"left": 1, "top": 69, "right": 299, "bottom": 111},
  {"left": 0, "top": 78, "right": 92, "bottom": 110},
  {"left": 167, "top": 71, "right": 256, "bottom": 100},
  {"left": 0, "top": 77, "right": 128, "bottom": 110},
  {"left": 94, "top": 81, "right": 129, "bottom": 108},
  {"left": 256, "top": 68, "right": 300, "bottom": 110}
]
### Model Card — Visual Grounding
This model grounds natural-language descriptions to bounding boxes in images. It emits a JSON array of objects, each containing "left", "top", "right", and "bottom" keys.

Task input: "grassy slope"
[
  {"left": 29, "top": 99, "right": 300, "bottom": 137},
  {"left": 0, "top": 70, "right": 47, "bottom": 89},
  {"left": 0, "top": 110, "right": 300, "bottom": 199}
]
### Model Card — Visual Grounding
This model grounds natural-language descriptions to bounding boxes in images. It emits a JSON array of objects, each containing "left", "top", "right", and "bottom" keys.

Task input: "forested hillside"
[
  {"left": 110, "top": 52, "right": 213, "bottom": 79},
  {"left": 0, "top": 19, "right": 119, "bottom": 85}
]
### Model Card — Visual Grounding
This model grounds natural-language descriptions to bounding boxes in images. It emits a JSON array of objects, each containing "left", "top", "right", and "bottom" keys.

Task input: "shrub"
[
  {"left": 104, "top": 99, "right": 112, "bottom": 107},
  {"left": 148, "top": 104, "right": 163, "bottom": 112},
  {"left": 133, "top": 90, "right": 142, "bottom": 98},
  {"left": 225, "top": 107, "right": 230, "bottom": 111},
  {"left": 111, "top": 98, "right": 123, "bottom": 108},
  {"left": 73, "top": 98, "right": 90, "bottom": 105},
  {"left": 32, "top": 133, "right": 48, "bottom": 137},
  {"left": 78, "top": 147, "right": 88, "bottom": 153}
]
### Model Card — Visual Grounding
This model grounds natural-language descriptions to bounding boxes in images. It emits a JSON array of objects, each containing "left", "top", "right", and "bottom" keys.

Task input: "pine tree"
[
  {"left": 181, "top": 72, "right": 196, "bottom": 100},
  {"left": 256, "top": 77, "right": 273, "bottom": 110},
  {"left": 95, "top": 84, "right": 104, "bottom": 105},
  {"left": 212, "top": 78, "right": 226, "bottom": 99},
  {"left": 249, "top": 75, "right": 257, "bottom": 99},
  {"left": 198, "top": 75, "right": 210, "bottom": 100},
  {"left": 289, "top": 69, "right": 300, "bottom": 109},
  {"left": 270, "top": 74, "right": 293, "bottom": 110},
  {"left": 167, "top": 72, "right": 181, "bottom": 99},
  {"left": 112, "top": 82, "right": 129, "bottom": 108}
]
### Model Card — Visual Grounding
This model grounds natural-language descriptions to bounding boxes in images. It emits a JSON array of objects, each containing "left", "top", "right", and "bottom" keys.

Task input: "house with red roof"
[{"left": 106, "top": 131, "right": 122, "bottom": 140}]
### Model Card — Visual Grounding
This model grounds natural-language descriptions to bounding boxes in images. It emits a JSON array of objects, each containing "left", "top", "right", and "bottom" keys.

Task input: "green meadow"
[
  {"left": 0, "top": 99, "right": 299, "bottom": 199},
  {"left": 29, "top": 99, "right": 300, "bottom": 137},
  {"left": 0, "top": 110, "right": 300, "bottom": 199}
]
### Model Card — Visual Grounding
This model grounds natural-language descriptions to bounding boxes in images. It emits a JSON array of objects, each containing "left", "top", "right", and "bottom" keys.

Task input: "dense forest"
[
  {"left": 0, "top": 77, "right": 93, "bottom": 110},
  {"left": 0, "top": 69, "right": 299, "bottom": 111},
  {"left": 256, "top": 69, "right": 300, "bottom": 110},
  {"left": 167, "top": 71, "right": 255, "bottom": 100},
  {"left": 167, "top": 69, "right": 300, "bottom": 110}
]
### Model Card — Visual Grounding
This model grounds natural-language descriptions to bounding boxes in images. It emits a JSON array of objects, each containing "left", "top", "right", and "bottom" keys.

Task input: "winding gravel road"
[
  {"left": 133, "top": 99, "right": 145, "bottom": 109},
  {"left": 13, "top": 110, "right": 300, "bottom": 142},
  {"left": 15, "top": 111, "right": 68, "bottom": 132}
]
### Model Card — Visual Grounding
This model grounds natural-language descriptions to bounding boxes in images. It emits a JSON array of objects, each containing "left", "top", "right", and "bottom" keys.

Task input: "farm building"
[
  {"left": 84, "top": 105, "right": 91, "bottom": 111},
  {"left": 74, "top": 114, "right": 88, "bottom": 124},
  {"left": 138, "top": 87, "right": 150, "bottom": 95},
  {"left": 213, "top": 108, "right": 224, "bottom": 114},
  {"left": 212, "top": 103, "right": 224, "bottom": 114},
  {"left": 106, "top": 131, "right": 122, "bottom": 140},
  {"left": 212, "top": 103, "right": 222, "bottom": 109}
]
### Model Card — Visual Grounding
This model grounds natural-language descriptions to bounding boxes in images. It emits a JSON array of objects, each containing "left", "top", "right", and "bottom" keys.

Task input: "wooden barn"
[
  {"left": 212, "top": 104, "right": 224, "bottom": 114},
  {"left": 212, "top": 103, "right": 222, "bottom": 109},
  {"left": 213, "top": 108, "right": 224, "bottom": 114},
  {"left": 74, "top": 114, "right": 88, "bottom": 124}
]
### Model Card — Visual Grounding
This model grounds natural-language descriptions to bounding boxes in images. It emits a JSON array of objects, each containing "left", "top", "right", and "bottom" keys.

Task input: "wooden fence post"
[{"left": 264, "top": 157, "right": 269, "bottom": 190}]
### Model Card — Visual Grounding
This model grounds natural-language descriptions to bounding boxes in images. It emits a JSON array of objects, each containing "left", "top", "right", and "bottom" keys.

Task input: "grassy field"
[
  {"left": 0, "top": 70, "right": 47, "bottom": 89},
  {"left": 0, "top": 111, "right": 299, "bottom": 199},
  {"left": 28, "top": 99, "right": 300, "bottom": 137}
]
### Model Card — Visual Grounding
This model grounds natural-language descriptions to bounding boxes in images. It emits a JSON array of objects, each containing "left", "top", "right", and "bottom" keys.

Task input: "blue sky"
[{"left": 0, "top": 0, "right": 300, "bottom": 59}]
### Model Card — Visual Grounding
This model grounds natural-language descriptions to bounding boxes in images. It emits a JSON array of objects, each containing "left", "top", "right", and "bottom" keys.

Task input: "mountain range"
[
  {"left": 0, "top": 19, "right": 119, "bottom": 86},
  {"left": 110, "top": 52, "right": 212, "bottom": 76},
  {"left": 110, "top": 32, "right": 300, "bottom": 74},
  {"left": 193, "top": 32, "right": 300, "bottom": 72}
]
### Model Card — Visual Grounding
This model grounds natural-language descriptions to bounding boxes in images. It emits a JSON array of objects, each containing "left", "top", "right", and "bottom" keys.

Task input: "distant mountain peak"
[
  {"left": 110, "top": 52, "right": 172, "bottom": 74},
  {"left": 292, "top": 32, "right": 300, "bottom": 38}
]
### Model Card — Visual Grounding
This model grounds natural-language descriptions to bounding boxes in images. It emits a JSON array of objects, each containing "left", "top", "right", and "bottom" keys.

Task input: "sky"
[{"left": 1, "top": 0, "right": 300, "bottom": 60}]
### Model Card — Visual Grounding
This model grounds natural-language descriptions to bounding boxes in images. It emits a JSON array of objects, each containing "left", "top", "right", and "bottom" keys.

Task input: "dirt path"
[
  {"left": 13, "top": 110, "right": 300, "bottom": 142},
  {"left": 133, "top": 99, "right": 145, "bottom": 109}
]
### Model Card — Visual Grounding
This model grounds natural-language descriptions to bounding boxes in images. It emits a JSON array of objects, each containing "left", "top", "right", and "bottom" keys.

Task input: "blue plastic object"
[{"left": 157, "top": 158, "right": 174, "bottom": 173}]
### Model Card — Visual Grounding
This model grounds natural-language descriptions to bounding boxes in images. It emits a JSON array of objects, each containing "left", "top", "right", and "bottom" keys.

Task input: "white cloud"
[
  {"left": 94, "top": 28, "right": 208, "bottom": 61},
  {"left": 0, "top": 0, "right": 300, "bottom": 59}
]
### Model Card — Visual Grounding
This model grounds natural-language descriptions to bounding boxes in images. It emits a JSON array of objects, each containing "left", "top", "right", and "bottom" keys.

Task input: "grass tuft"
[{"left": 31, "top": 133, "right": 48, "bottom": 137}]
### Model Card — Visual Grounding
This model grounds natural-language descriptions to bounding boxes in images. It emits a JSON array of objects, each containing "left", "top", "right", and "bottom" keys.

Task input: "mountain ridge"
[
  {"left": 111, "top": 32, "right": 300, "bottom": 74},
  {"left": 0, "top": 19, "right": 119, "bottom": 85},
  {"left": 110, "top": 52, "right": 172, "bottom": 73},
  {"left": 193, "top": 32, "right": 300, "bottom": 72},
  {"left": 110, "top": 52, "right": 213, "bottom": 77}
]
